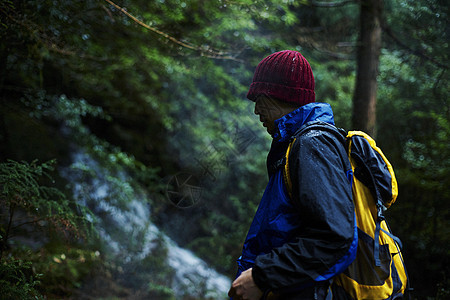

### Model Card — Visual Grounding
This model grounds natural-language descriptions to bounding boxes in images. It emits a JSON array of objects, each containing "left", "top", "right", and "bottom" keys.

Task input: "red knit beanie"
[{"left": 247, "top": 50, "right": 315, "bottom": 106}]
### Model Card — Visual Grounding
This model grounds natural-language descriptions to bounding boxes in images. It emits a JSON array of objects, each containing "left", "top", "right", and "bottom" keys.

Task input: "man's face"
[
  {"left": 254, "top": 95, "right": 296, "bottom": 134},
  {"left": 254, "top": 95, "right": 282, "bottom": 134}
]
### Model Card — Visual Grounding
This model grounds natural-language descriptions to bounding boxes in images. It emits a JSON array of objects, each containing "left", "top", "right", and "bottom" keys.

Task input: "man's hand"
[{"left": 228, "top": 268, "right": 264, "bottom": 300}]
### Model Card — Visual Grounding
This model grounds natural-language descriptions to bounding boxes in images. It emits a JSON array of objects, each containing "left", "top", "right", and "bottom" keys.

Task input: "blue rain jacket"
[{"left": 236, "top": 103, "right": 357, "bottom": 297}]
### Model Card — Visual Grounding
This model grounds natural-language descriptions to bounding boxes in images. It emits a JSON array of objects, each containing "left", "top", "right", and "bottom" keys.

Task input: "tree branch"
[
  {"left": 311, "top": 0, "right": 357, "bottom": 7},
  {"left": 11, "top": 217, "right": 47, "bottom": 230},
  {"left": 104, "top": 0, "right": 244, "bottom": 62},
  {"left": 293, "top": 29, "right": 353, "bottom": 60},
  {"left": 310, "top": 42, "right": 352, "bottom": 59},
  {"left": 0, "top": 7, "right": 105, "bottom": 61},
  {"left": 382, "top": 24, "right": 448, "bottom": 70}
]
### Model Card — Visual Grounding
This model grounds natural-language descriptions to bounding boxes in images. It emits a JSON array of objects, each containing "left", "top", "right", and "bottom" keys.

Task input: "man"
[{"left": 228, "top": 50, "right": 357, "bottom": 300}]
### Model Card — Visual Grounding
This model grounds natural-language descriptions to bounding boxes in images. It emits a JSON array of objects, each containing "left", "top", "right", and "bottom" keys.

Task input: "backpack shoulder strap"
[
  {"left": 283, "top": 121, "right": 346, "bottom": 199},
  {"left": 292, "top": 121, "right": 345, "bottom": 140}
]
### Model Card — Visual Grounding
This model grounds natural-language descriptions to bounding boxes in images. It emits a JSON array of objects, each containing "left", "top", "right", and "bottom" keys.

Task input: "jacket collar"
[{"left": 272, "top": 102, "right": 335, "bottom": 143}]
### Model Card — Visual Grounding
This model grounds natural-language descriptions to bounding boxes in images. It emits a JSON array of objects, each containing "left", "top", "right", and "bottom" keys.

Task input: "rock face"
[{"left": 62, "top": 150, "right": 231, "bottom": 299}]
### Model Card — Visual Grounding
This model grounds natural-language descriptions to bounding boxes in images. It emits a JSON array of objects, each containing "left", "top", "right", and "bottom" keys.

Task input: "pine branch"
[{"left": 103, "top": 0, "right": 244, "bottom": 63}]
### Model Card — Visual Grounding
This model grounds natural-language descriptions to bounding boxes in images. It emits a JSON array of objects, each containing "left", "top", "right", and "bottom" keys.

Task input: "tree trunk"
[{"left": 352, "top": 0, "right": 383, "bottom": 137}]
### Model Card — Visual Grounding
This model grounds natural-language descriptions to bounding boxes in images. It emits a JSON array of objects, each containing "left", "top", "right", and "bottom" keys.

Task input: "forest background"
[{"left": 0, "top": 0, "right": 448, "bottom": 299}]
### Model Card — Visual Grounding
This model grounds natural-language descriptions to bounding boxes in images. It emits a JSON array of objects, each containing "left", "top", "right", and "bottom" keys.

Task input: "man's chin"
[{"left": 261, "top": 122, "right": 274, "bottom": 135}]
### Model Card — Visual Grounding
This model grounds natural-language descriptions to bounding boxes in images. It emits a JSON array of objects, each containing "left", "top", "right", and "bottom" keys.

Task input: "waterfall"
[{"left": 62, "top": 150, "right": 231, "bottom": 299}]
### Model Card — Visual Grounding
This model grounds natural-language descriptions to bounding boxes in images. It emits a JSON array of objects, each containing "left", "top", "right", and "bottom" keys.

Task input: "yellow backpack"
[{"left": 284, "top": 127, "right": 409, "bottom": 299}]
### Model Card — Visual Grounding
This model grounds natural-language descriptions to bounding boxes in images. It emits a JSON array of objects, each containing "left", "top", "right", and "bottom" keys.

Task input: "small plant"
[{"left": 0, "top": 159, "right": 92, "bottom": 298}]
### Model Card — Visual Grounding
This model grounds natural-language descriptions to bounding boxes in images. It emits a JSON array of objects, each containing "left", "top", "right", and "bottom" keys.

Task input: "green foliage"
[
  {"left": 0, "top": 160, "right": 91, "bottom": 255},
  {"left": 6, "top": 246, "right": 102, "bottom": 298},
  {"left": 0, "top": 258, "right": 44, "bottom": 300},
  {"left": 384, "top": 0, "right": 448, "bottom": 68},
  {"left": 0, "top": 0, "right": 448, "bottom": 298},
  {"left": 130, "top": 239, "right": 175, "bottom": 299},
  {"left": 314, "top": 60, "right": 355, "bottom": 128},
  {"left": 377, "top": 1, "right": 449, "bottom": 296},
  {"left": 0, "top": 159, "right": 101, "bottom": 298},
  {"left": 41, "top": 249, "right": 100, "bottom": 296}
]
